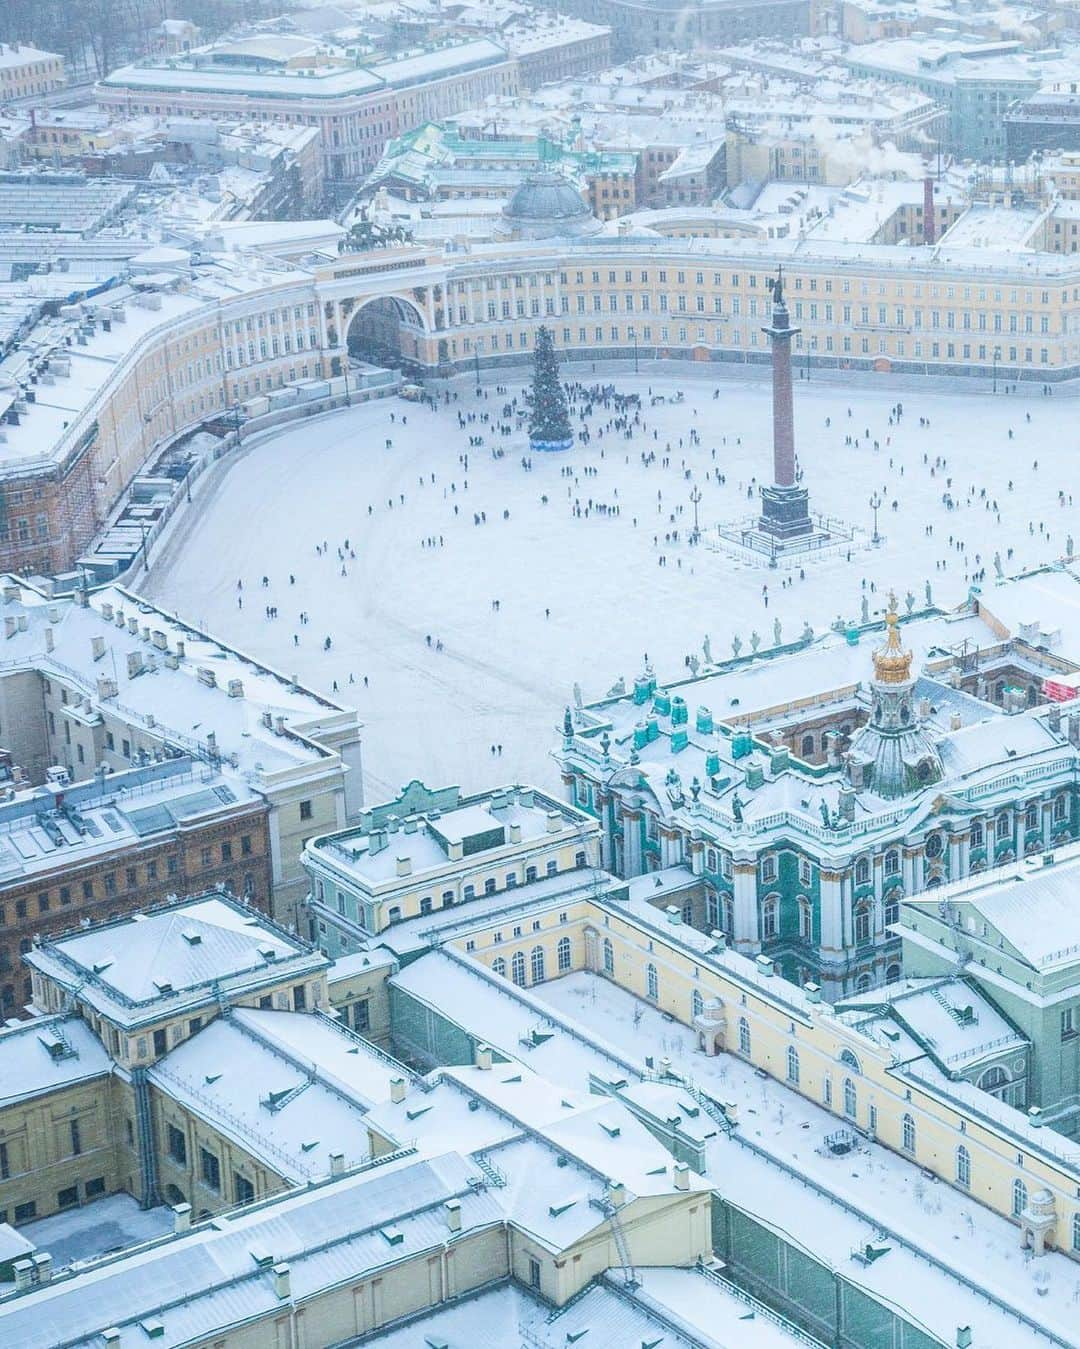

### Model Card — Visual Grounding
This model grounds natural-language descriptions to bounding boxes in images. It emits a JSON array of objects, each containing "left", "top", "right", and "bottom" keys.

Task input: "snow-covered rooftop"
[
  {"left": 26, "top": 893, "right": 326, "bottom": 1026},
  {"left": 0, "top": 1014, "right": 111, "bottom": 1110}
]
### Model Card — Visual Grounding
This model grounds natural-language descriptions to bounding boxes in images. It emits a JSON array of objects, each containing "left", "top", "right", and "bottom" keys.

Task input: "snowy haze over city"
[{"left": 8, "top": 0, "right": 1080, "bottom": 1344}]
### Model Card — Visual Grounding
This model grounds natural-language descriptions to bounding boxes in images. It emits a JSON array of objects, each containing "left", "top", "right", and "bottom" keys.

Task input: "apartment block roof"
[
  {"left": 0, "top": 1013, "right": 112, "bottom": 1109},
  {"left": 25, "top": 892, "right": 327, "bottom": 1026}
]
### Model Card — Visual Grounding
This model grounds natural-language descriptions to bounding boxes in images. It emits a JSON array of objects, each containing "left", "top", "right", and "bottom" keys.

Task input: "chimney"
[
  {"left": 508, "top": 822, "right": 522, "bottom": 843},
  {"left": 950, "top": 712, "right": 963, "bottom": 731},
  {"left": 665, "top": 905, "right": 682, "bottom": 924},
  {"left": 2, "top": 583, "right": 20, "bottom": 603},
  {"left": 206, "top": 730, "right": 217, "bottom": 757},
  {"left": 923, "top": 176, "right": 936, "bottom": 245},
  {"left": 100, "top": 601, "right": 113, "bottom": 621},
  {"left": 126, "top": 617, "right": 138, "bottom": 635},
  {"left": 329, "top": 1152, "right": 345, "bottom": 1177},
  {"left": 607, "top": 1180, "right": 626, "bottom": 1207},
  {"left": 389, "top": 1076, "right": 407, "bottom": 1103},
  {"left": 273, "top": 1263, "right": 291, "bottom": 1300},
  {"left": 755, "top": 955, "right": 774, "bottom": 977},
  {"left": 476, "top": 1043, "right": 493, "bottom": 1071},
  {"left": 395, "top": 856, "right": 411, "bottom": 876},
  {"left": 102, "top": 1332, "right": 121, "bottom": 1346},
  {"left": 804, "top": 982, "right": 822, "bottom": 1004},
  {"left": 228, "top": 679, "right": 244, "bottom": 698},
  {"left": 151, "top": 629, "right": 168, "bottom": 650},
  {"left": 17, "top": 615, "right": 27, "bottom": 632},
  {"left": 172, "top": 1202, "right": 191, "bottom": 1232},
  {"left": 31, "top": 1252, "right": 51, "bottom": 1284},
  {"left": 12, "top": 1259, "right": 33, "bottom": 1291},
  {"left": 673, "top": 1162, "right": 690, "bottom": 1191},
  {"left": 546, "top": 810, "right": 562, "bottom": 833},
  {"left": 1069, "top": 713, "right": 1080, "bottom": 747},
  {"left": 114, "top": 609, "right": 125, "bottom": 628},
  {"left": 274, "top": 715, "right": 286, "bottom": 736},
  {"left": 445, "top": 1198, "right": 462, "bottom": 1232},
  {"left": 175, "top": 640, "right": 185, "bottom": 658},
  {"left": 839, "top": 786, "right": 856, "bottom": 822},
  {"left": 4, "top": 616, "right": 16, "bottom": 639},
  {"left": 91, "top": 635, "right": 106, "bottom": 661},
  {"left": 1048, "top": 704, "right": 1061, "bottom": 733},
  {"left": 126, "top": 651, "right": 144, "bottom": 678}
]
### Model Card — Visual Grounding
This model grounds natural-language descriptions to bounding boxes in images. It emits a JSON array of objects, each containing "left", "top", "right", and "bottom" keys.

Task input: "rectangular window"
[
  {"left": 1062, "top": 1008, "right": 1076, "bottom": 1041},
  {"left": 57, "top": 1185, "right": 78, "bottom": 1209},
  {"left": 234, "top": 1173, "right": 255, "bottom": 1204},
  {"left": 200, "top": 1147, "right": 221, "bottom": 1192},
  {"left": 167, "top": 1124, "right": 187, "bottom": 1165},
  {"left": 299, "top": 800, "right": 313, "bottom": 821}
]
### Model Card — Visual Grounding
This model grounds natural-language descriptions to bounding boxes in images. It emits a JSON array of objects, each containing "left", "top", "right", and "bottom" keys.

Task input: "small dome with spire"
[{"left": 873, "top": 592, "right": 913, "bottom": 686}]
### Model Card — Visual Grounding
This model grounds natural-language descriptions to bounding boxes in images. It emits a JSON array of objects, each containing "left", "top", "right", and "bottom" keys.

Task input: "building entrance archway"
[{"left": 345, "top": 295, "right": 428, "bottom": 374}]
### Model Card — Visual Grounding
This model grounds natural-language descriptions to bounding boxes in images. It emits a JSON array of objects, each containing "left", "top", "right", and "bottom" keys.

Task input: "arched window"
[
  {"left": 706, "top": 848, "right": 718, "bottom": 872},
  {"left": 884, "top": 850, "right": 900, "bottom": 877},
  {"left": 839, "top": 1048, "right": 862, "bottom": 1075},
  {"left": 854, "top": 904, "right": 872, "bottom": 945},
  {"left": 602, "top": 938, "right": 614, "bottom": 975},
  {"left": 530, "top": 946, "right": 545, "bottom": 985},
  {"left": 854, "top": 973, "right": 872, "bottom": 993},
  {"left": 902, "top": 1113, "right": 916, "bottom": 1154},
  {"left": 738, "top": 1016, "right": 751, "bottom": 1056},
  {"left": 1054, "top": 794, "right": 1068, "bottom": 823},
  {"left": 884, "top": 897, "right": 900, "bottom": 928},
  {"left": 801, "top": 733, "right": 815, "bottom": 758},
  {"left": 492, "top": 957, "right": 506, "bottom": 977},
  {"left": 955, "top": 1145, "right": 971, "bottom": 1189},
  {"left": 692, "top": 989, "right": 704, "bottom": 1019},
  {"left": 885, "top": 962, "right": 902, "bottom": 984},
  {"left": 978, "top": 1065, "right": 1011, "bottom": 1099},
  {"left": 843, "top": 1077, "right": 857, "bottom": 1119},
  {"left": 646, "top": 962, "right": 659, "bottom": 1001},
  {"left": 971, "top": 820, "right": 984, "bottom": 847},
  {"left": 723, "top": 895, "right": 734, "bottom": 935},
  {"left": 1012, "top": 1178, "right": 1028, "bottom": 1219},
  {"left": 387, "top": 906, "right": 402, "bottom": 924},
  {"left": 762, "top": 897, "right": 779, "bottom": 940},
  {"left": 511, "top": 951, "right": 526, "bottom": 987},
  {"left": 557, "top": 936, "right": 572, "bottom": 972},
  {"left": 798, "top": 898, "right": 813, "bottom": 941},
  {"left": 682, "top": 899, "right": 693, "bottom": 925},
  {"left": 996, "top": 812, "right": 1010, "bottom": 839},
  {"left": 787, "top": 1045, "right": 800, "bottom": 1084},
  {"left": 855, "top": 856, "right": 871, "bottom": 886}
]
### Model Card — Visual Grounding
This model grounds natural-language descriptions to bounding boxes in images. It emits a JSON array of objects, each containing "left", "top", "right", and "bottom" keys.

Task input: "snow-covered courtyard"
[{"left": 143, "top": 367, "right": 1078, "bottom": 798}]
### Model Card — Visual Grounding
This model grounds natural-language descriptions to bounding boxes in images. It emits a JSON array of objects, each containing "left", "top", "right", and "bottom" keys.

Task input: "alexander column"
[{"left": 758, "top": 266, "right": 813, "bottom": 542}]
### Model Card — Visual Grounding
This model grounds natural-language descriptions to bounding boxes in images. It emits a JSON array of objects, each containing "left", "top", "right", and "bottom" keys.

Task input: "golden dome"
[{"left": 873, "top": 592, "right": 913, "bottom": 685}]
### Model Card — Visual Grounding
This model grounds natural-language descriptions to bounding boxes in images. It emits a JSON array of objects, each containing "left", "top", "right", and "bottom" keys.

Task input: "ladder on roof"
[
  {"left": 682, "top": 1081, "right": 736, "bottom": 1136},
  {"left": 473, "top": 1152, "right": 507, "bottom": 1189},
  {"left": 590, "top": 1197, "right": 638, "bottom": 1290},
  {"left": 212, "top": 979, "right": 232, "bottom": 1020},
  {"left": 132, "top": 1066, "right": 161, "bottom": 1210}
]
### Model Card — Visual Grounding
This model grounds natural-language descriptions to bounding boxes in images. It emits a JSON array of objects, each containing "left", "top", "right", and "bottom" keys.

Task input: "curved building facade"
[{"left": 6, "top": 233, "right": 1080, "bottom": 576}]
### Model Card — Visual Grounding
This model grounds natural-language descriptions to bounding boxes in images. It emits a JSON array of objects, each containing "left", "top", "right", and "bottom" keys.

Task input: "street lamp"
[
  {"left": 689, "top": 485, "right": 702, "bottom": 543},
  {"left": 474, "top": 348, "right": 481, "bottom": 396},
  {"left": 993, "top": 346, "right": 1001, "bottom": 394},
  {"left": 869, "top": 490, "right": 882, "bottom": 545},
  {"left": 629, "top": 326, "right": 639, "bottom": 375}
]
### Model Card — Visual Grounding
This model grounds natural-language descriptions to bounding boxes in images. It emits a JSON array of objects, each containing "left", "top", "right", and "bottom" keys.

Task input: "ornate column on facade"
[
  {"left": 818, "top": 869, "right": 844, "bottom": 953},
  {"left": 731, "top": 859, "right": 759, "bottom": 952}
]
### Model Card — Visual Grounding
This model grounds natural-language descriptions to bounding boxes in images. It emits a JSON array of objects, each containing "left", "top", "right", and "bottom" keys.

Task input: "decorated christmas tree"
[{"left": 527, "top": 325, "right": 573, "bottom": 451}]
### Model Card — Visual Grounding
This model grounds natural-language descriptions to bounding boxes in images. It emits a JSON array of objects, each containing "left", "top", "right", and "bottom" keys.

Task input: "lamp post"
[
  {"left": 690, "top": 485, "right": 702, "bottom": 543},
  {"left": 630, "top": 326, "right": 639, "bottom": 375},
  {"left": 869, "top": 490, "right": 882, "bottom": 545},
  {"left": 474, "top": 349, "right": 481, "bottom": 396},
  {"left": 231, "top": 401, "right": 243, "bottom": 445},
  {"left": 993, "top": 345, "right": 1001, "bottom": 394}
]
